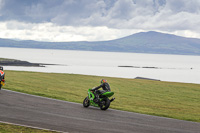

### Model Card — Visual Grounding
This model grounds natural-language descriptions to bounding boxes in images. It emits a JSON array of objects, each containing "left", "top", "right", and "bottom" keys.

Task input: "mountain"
[{"left": 1, "top": 31, "right": 200, "bottom": 55}]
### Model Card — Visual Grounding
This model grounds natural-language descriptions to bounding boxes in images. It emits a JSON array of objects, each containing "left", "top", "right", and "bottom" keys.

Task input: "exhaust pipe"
[{"left": 110, "top": 97, "right": 115, "bottom": 102}]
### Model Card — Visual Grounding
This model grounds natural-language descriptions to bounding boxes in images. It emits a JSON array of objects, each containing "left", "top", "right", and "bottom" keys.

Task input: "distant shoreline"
[{"left": 0, "top": 58, "right": 44, "bottom": 67}]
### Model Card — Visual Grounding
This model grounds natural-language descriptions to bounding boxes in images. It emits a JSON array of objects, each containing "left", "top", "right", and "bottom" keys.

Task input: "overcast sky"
[{"left": 0, "top": 0, "right": 200, "bottom": 42}]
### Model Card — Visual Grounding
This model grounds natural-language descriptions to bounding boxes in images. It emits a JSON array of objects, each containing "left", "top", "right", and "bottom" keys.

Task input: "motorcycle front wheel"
[
  {"left": 83, "top": 96, "right": 90, "bottom": 107},
  {"left": 100, "top": 97, "right": 110, "bottom": 110}
]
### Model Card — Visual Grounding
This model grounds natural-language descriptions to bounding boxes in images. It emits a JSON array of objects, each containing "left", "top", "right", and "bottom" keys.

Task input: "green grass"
[
  {"left": 0, "top": 123, "right": 57, "bottom": 133},
  {"left": 3, "top": 70, "right": 200, "bottom": 123}
]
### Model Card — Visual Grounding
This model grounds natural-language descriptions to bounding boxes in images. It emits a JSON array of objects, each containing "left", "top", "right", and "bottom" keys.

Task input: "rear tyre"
[
  {"left": 100, "top": 97, "right": 110, "bottom": 110},
  {"left": 83, "top": 97, "right": 90, "bottom": 108}
]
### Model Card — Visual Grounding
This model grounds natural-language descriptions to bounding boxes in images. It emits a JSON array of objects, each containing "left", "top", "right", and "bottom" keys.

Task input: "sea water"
[{"left": 0, "top": 47, "right": 200, "bottom": 84}]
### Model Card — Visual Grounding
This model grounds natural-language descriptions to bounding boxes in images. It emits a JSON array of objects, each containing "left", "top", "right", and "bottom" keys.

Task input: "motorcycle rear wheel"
[
  {"left": 100, "top": 97, "right": 110, "bottom": 110},
  {"left": 83, "top": 97, "right": 90, "bottom": 107}
]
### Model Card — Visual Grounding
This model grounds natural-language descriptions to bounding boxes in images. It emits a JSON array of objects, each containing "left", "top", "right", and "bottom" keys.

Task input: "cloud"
[
  {"left": 0, "top": 0, "right": 200, "bottom": 41},
  {"left": 0, "top": 0, "right": 4, "bottom": 16},
  {"left": 1, "top": 0, "right": 200, "bottom": 29},
  {"left": 0, "top": 20, "right": 141, "bottom": 42},
  {"left": 165, "top": 0, "right": 200, "bottom": 13}
]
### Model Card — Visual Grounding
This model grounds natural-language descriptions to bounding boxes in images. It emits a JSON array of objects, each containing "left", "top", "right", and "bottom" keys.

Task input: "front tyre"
[
  {"left": 100, "top": 97, "right": 110, "bottom": 110},
  {"left": 83, "top": 97, "right": 90, "bottom": 108}
]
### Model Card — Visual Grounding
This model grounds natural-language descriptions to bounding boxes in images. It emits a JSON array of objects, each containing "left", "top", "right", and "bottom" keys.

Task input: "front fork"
[
  {"left": 88, "top": 89, "right": 95, "bottom": 101},
  {"left": 88, "top": 89, "right": 100, "bottom": 106}
]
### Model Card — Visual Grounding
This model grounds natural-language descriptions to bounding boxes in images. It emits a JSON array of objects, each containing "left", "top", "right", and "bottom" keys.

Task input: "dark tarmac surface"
[{"left": 0, "top": 89, "right": 200, "bottom": 133}]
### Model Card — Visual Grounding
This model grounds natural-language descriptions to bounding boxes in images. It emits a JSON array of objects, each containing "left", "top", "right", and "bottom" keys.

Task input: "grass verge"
[
  {"left": 0, "top": 123, "right": 57, "bottom": 133},
  {"left": 3, "top": 70, "right": 200, "bottom": 123}
]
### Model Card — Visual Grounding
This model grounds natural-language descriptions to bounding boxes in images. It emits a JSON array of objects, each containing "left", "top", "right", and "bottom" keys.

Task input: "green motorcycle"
[{"left": 83, "top": 88, "right": 115, "bottom": 110}]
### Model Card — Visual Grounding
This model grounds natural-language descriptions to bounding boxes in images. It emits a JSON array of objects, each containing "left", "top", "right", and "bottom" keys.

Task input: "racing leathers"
[
  {"left": 91, "top": 82, "right": 111, "bottom": 103},
  {"left": 91, "top": 82, "right": 111, "bottom": 92},
  {"left": 0, "top": 70, "right": 5, "bottom": 90}
]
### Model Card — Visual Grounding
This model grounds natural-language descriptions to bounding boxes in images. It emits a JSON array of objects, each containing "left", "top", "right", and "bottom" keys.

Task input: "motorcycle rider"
[
  {"left": 0, "top": 66, "right": 5, "bottom": 90},
  {"left": 91, "top": 79, "right": 111, "bottom": 102}
]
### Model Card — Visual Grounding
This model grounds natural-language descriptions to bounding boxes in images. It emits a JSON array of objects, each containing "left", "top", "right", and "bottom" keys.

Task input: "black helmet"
[
  {"left": 101, "top": 79, "right": 107, "bottom": 84},
  {"left": 0, "top": 66, "right": 3, "bottom": 71}
]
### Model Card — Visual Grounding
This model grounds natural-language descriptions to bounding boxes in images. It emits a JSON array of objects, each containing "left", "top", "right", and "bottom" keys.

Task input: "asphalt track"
[{"left": 0, "top": 89, "right": 200, "bottom": 133}]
